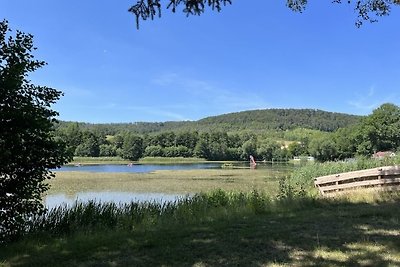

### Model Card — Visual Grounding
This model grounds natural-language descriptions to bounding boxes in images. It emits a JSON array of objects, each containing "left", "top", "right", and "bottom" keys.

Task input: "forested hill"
[
  {"left": 58, "top": 109, "right": 362, "bottom": 134},
  {"left": 197, "top": 109, "right": 362, "bottom": 132}
]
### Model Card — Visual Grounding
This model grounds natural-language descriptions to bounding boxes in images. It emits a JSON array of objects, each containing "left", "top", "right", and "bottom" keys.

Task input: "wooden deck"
[{"left": 314, "top": 165, "right": 400, "bottom": 195}]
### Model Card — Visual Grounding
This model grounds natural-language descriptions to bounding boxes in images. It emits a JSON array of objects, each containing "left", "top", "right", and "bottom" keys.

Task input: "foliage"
[
  {"left": 121, "top": 133, "right": 143, "bottom": 161},
  {"left": 143, "top": 145, "right": 165, "bottom": 157},
  {"left": 257, "top": 140, "right": 281, "bottom": 161},
  {"left": 287, "top": 141, "right": 307, "bottom": 157},
  {"left": 0, "top": 20, "right": 69, "bottom": 242},
  {"left": 356, "top": 103, "right": 400, "bottom": 155},
  {"left": 74, "top": 131, "right": 101, "bottom": 157},
  {"left": 99, "top": 144, "right": 117, "bottom": 157},
  {"left": 128, "top": 0, "right": 400, "bottom": 28},
  {"left": 332, "top": 126, "right": 358, "bottom": 159},
  {"left": 334, "top": 0, "right": 400, "bottom": 27},
  {"left": 129, "top": 0, "right": 232, "bottom": 29},
  {"left": 197, "top": 109, "right": 361, "bottom": 132},
  {"left": 54, "top": 103, "right": 400, "bottom": 163},
  {"left": 308, "top": 134, "right": 338, "bottom": 161},
  {"left": 55, "top": 108, "right": 362, "bottom": 134}
]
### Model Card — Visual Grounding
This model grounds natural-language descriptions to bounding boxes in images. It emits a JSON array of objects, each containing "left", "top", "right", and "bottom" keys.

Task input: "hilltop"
[{"left": 57, "top": 108, "right": 362, "bottom": 134}]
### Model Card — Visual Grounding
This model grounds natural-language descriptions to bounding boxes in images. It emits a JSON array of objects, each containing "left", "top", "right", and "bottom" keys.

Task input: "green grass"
[
  {"left": 48, "top": 168, "right": 284, "bottom": 195},
  {"left": 3, "top": 160, "right": 400, "bottom": 266},
  {"left": 2, "top": 191, "right": 400, "bottom": 267}
]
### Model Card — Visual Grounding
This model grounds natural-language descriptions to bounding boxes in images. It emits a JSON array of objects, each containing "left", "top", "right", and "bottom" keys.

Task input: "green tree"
[
  {"left": 74, "top": 131, "right": 101, "bottom": 157},
  {"left": 0, "top": 20, "right": 69, "bottom": 242},
  {"left": 308, "top": 135, "right": 338, "bottom": 162},
  {"left": 175, "top": 131, "right": 198, "bottom": 150},
  {"left": 121, "top": 133, "right": 144, "bottom": 160},
  {"left": 194, "top": 133, "right": 210, "bottom": 159},
  {"left": 55, "top": 122, "right": 82, "bottom": 156},
  {"left": 333, "top": 126, "right": 358, "bottom": 159},
  {"left": 144, "top": 145, "right": 164, "bottom": 157},
  {"left": 287, "top": 142, "right": 307, "bottom": 158},
  {"left": 129, "top": 0, "right": 400, "bottom": 29},
  {"left": 357, "top": 103, "right": 400, "bottom": 155},
  {"left": 99, "top": 144, "right": 117, "bottom": 157},
  {"left": 257, "top": 140, "right": 280, "bottom": 161},
  {"left": 241, "top": 138, "right": 258, "bottom": 160}
]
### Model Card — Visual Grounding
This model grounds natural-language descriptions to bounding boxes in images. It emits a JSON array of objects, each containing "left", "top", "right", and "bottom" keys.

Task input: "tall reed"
[{"left": 30, "top": 190, "right": 285, "bottom": 237}]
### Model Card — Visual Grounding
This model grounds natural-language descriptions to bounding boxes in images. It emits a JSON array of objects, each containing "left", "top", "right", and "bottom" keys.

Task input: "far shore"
[{"left": 66, "top": 156, "right": 242, "bottom": 166}]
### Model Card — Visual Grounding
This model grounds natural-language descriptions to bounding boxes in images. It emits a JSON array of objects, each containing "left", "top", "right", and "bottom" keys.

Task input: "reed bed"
[{"left": 30, "top": 189, "right": 302, "bottom": 237}]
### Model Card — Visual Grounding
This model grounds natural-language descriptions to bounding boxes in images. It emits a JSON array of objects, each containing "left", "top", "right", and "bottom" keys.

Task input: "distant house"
[{"left": 372, "top": 151, "right": 396, "bottom": 159}]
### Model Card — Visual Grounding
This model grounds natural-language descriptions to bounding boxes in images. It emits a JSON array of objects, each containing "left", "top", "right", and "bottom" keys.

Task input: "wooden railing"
[{"left": 314, "top": 165, "right": 400, "bottom": 195}]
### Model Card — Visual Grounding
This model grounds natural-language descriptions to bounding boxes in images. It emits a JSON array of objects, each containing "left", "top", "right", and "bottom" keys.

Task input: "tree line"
[
  {"left": 56, "top": 126, "right": 289, "bottom": 161},
  {"left": 56, "top": 103, "right": 400, "bottom": 162}
]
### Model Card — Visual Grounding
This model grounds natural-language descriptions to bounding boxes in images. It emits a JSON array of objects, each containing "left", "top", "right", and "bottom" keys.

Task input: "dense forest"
[
  {"left": 56, "top": 109, "right": 362, "bottom": 135},
  {"left": 54, "top": 105, "right": 400, "bottom": 162}
]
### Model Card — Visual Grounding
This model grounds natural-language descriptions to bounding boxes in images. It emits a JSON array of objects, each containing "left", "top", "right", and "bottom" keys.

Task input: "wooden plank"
[
  {"left": 319, "top": 177, "right": 400, "bottom": 192},
  {"left": 314, "top": 166, "right": 400, "bottom": 184},
  {"left": 324, "top": 185, "right": 400, "bottom": 195},
  {"left": 315, "top": 170, "right": 380, "bottom": 184}
]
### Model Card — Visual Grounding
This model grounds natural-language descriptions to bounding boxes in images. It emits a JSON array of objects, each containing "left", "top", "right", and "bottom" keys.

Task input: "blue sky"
[{"left": 2, "top": 1, "right": 400, "bottom": 122}]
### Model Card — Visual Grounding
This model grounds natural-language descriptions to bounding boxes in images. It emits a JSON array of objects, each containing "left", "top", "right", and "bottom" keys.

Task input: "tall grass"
[
  {"left": 26, "top": 156, "right": 400, "bottom": 240},
  {"left": 287, "top": 155, "right": 400, "bottom": 195},
  {"left": 29, "top": 190, "right": 312, "bottom": 237}
]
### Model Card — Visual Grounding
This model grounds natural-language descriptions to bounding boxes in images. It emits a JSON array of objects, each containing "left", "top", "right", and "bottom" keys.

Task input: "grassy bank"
[
  {"left": 3, "top": 159, "right": 400, "bottom": 266},
  {"left": 68, "top": 156, "right": 130, "bottom": 165},
  {"left": 1, "top": 191, "right": 400, "bottom": 266},
  {"left": 49, "top": 168, "right": 284, "bottom": 195}
]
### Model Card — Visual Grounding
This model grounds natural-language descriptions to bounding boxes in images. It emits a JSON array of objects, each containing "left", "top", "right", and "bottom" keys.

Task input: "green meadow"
[
  {"left": 1, "top": 191, "right": 400, "bottom": 267},
  {"left": 47, "top": 168, "right": 283, "bottom": 195},
  {"left": 2, "top": 159, "right": 400, "bottom": 266}
]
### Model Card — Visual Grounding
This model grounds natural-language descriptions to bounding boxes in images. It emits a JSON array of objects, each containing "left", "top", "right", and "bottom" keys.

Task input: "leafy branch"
[{"left": 128, "top": 0, "right": 399, "bottom": 29}]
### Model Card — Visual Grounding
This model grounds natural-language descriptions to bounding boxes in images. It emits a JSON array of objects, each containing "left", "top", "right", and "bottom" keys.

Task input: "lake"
[
  {"left": 56, "top": 163, "right": 222, "bottom": 173},
  {"left": 46, "top": 162, "right": 295, "bottom": 209},
  {"left": 56, "top": 162, "right": 294, "bottom": 173}
]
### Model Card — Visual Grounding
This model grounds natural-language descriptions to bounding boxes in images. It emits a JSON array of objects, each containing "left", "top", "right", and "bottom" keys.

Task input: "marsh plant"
[{"left": 27, "top": 190, "right": 281, "bottom": 237}]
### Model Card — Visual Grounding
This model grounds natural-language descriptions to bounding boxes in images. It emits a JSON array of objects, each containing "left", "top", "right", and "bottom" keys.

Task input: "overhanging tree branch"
[{"left": 128, "top": 0, "right": 400, "bottom": 29}]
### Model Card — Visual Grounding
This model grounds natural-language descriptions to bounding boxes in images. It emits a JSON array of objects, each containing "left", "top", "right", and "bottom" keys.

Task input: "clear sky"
[{"left": 2, "top": 1, "right": 400, "bottom": 123}]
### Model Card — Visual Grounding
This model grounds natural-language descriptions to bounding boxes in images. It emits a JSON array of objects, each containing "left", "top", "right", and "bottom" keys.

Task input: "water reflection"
[
  {"left": 56, "top": 163, "right": 221, "bottom": 173},
  {"left": 45, "top": 192, "right": 184, "bottom": 209}
]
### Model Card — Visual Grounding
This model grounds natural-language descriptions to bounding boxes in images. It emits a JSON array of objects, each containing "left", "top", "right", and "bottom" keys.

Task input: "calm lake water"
[
  {"left": 56, "top": 162, "right": 294, "bottom": 173},
  {"left": 56, "top": 163, "right": 221, "bottom": 173}
]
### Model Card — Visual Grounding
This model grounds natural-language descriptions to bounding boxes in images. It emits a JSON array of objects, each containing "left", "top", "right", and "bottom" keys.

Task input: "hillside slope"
[{"left": 58, "top": 108, "right": 362, "bottom": 134}]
